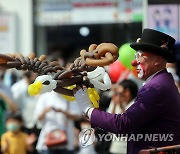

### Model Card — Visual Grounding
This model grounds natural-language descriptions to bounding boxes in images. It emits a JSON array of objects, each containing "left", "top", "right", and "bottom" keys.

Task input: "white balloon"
[
  {"left": 87, "top": 67, "right": 105, "bottom": 80},
  {"left": 103, "top": 73, "right": 112, "bottom": 90},
  {"left": 35, "top": 75, "right": 57, "bottom": 93},
  {"left": 90, "top": 79, "right": 108, "bottom": 91},
  {"left": 88, "top": 67, "right": 112, "bottom": 91}
]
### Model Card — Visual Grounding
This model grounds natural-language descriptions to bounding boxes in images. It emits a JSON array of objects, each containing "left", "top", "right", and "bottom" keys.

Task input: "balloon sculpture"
[
  {"left": 0, "top": 43, "right": 118, "bottom": 108},
  {"left": 87, "top": 67, "right": 111, "bottom": 91}
]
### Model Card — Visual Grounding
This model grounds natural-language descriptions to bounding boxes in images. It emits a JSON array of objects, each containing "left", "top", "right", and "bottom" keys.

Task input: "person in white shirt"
[
  {"left": 33, "top": 91, "right": 81, "bottom": 154},
  {"left": 166, "top": 63, "right": 180, "bottom": 92},
  {"left": 11, "top": 72, "right": 39, "bottom": 129}
]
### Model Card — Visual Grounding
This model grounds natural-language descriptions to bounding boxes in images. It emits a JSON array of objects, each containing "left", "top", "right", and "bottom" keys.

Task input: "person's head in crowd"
[
  {"left": 0, "top": 67, "right": 7, "bottom": 81},
  {"left": 166, "top": 63, "right": 180, "bottom": 92},
  {"left": 23, "top": 71, "right": 37, "bottom": 84},
  {"left": 114, "top": 79, "right": 138, "bottom": 104},
  {"left": 47, "top": 51, "right": 65, "bottom": 67},
  {"left": 79, "top": 118, "right": 91, "bottom": 130},
  {"left": 64, "top": 62, "right": 72, "bottom": 70},
  {"left": 166, "top": 63, "right": 179, "bottom": 81},
  {"left": 5, "top": 112, "right": 23, "bottom": 133},
  {"left": 130, "top": 29, "right": 176, "bottom": 81}
]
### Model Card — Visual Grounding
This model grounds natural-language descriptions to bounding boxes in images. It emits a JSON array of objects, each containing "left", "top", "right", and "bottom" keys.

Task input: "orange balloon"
[{"left": 132, "top": 67, "right": 138, "bottom": 78}]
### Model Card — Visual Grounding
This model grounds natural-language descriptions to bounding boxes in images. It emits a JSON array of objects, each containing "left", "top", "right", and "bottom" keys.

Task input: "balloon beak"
[
  {"left": 131, "top": 60, "right": 139, "bottom": 67},
  {"left": 28, "top": 81, "right": 43, "bottom": 96}
]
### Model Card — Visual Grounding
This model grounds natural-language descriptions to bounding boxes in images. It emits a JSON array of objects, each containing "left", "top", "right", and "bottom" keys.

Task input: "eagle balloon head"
[{"left": 28, "top": 75, "right": 57, "bottom": 96}]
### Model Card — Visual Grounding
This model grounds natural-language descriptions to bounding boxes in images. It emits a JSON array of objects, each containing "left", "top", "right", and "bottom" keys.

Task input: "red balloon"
[{"left": 108, "top": 61, "right": 127, "bottom": 83}]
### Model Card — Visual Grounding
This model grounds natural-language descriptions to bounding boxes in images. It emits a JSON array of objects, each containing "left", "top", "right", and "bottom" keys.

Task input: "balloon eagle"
[{"left": 0, "top": 43, "right": 118, "bottom": 108}]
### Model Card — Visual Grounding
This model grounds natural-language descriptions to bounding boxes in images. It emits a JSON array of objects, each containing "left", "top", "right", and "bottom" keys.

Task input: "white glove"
[{"left": 74, "top": 88, "right": 93, "bottom": 114}]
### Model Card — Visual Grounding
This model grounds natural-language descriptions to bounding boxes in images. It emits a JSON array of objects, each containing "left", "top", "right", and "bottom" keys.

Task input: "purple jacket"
[{"left": 90, "top": 69, "right": 180, "bottom": 154}]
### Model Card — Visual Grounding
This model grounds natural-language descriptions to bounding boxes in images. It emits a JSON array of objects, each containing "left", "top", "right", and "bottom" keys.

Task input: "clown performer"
[{"left": 74, "top": 29, "right": 180, "bottom": 154}]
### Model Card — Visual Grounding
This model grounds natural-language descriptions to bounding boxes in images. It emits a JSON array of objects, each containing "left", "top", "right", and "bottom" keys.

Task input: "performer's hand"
[{"left": 73, "top": 86, "right": 93, "bottom": 114}]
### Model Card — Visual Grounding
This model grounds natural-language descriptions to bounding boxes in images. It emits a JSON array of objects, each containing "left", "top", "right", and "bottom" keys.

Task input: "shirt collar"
[
  {"left": 125, "top": 98, "right": 135, "bottom": 110},
  {"left": 143, "top": 69, "right": 164, "bottom": 86},
  {"left": 8, "top": 131, "right": 21, "bottom": 137}
]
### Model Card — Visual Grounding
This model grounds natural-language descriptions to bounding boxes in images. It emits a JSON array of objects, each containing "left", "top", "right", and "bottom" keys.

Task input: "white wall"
[{"left": 0, "top": 0, "right": 33, "bottom": 55}]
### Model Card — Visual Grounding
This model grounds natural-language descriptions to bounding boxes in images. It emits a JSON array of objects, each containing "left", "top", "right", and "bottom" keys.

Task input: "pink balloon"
[{"left": 108, "top": 61, "right": 127, "bottom": 83}]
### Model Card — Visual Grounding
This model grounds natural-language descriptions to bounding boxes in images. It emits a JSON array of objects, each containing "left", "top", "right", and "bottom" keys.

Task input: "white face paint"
[
  {"left": 137, "top": 64, "right": 144, "bottom": 79},
  {"left": 134, "top": 51, "right": 145, "bottom": 79}
]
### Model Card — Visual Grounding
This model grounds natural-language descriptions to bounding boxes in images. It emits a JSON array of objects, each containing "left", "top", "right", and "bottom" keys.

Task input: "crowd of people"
[
  {"left": 0, "top": 66, "right": 142, "bottom": 154},
  {"left": 0, "top": 29, "right": 180, "bottom": 154}
]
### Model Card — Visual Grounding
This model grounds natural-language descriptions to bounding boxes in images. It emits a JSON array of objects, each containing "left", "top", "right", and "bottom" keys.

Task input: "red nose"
[{"left": 131, "top": 60, "right": 139, "bottom": 67}]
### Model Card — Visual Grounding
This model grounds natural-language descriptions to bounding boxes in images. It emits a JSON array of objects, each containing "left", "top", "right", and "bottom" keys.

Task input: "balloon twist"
[{"left": 0, "top": 43, "right": 118, "bottom": 96}]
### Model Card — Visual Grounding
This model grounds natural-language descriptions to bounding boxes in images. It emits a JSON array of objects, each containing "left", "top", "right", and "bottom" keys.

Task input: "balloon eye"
[{"left": 43, "top": 81, "right": 50, "bottom": 85}]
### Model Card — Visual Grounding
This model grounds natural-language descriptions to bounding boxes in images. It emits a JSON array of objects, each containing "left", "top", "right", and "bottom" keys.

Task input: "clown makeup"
[
  {"left": 134, "top": 51, "right": 153, "bottom": 62},
  {"left": 137, "top": 64, "right": 144, "bottom": 79},
  {"left": 133, "top": 51, "right": 157, "bottom": 80},
  {"left": 134, "top": 51, "right": 145, "bottom": 79}
]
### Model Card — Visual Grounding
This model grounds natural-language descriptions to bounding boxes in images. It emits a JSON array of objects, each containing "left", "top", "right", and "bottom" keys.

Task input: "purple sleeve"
[{"left": 90, "top": 86, "right": 166, "bottom": 134}]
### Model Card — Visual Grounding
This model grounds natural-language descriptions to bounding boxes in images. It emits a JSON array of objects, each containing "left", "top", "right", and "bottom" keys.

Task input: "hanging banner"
[
  {"left": 35, "top": 0, "right": 143, "bottom": 26},
  {"left": 0, "top": 13, "right": 16, "bottom": 53},
  {"left": 148, "top": 4, "right": 179, "bottom": 42}
]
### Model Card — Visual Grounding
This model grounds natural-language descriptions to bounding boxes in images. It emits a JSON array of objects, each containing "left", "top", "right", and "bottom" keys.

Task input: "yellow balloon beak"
[
  {"left": 28, "top": 81, "right": 43, "bottom": 96},
  {"left": 61, "top": 85, "right": 76, "bottom": 102}
]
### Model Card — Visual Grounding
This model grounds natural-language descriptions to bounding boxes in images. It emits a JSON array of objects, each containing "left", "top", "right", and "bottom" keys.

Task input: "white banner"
[
  {"left": 0, "top": 13, "right": 16, "bottom": 53},
  {"left": 35, "top": 0, "right": 143, "bottom": 26}
]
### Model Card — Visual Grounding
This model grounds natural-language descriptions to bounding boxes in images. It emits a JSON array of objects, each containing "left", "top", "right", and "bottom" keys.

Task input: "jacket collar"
[{"left": 143, "top": 69, "right": 167, "bottom": 86}]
